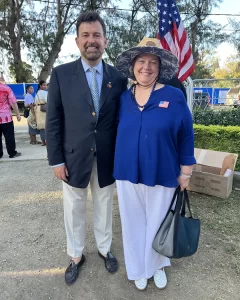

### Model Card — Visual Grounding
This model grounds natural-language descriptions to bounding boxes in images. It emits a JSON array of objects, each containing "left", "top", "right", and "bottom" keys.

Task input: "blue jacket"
[{"left": 113, "top": 85, "right": 196, "bottom": 187}]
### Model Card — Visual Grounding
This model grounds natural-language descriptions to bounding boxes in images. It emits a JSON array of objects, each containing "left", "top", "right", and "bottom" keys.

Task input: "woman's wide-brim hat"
[{"left": 115, "top": 38, "right": 179, "bottom": 82}]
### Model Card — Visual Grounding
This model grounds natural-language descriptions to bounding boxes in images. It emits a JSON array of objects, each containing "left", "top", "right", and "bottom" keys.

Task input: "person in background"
[
  {"left": 24, "top": 85, "right": 41, "bottom": 145},
  {"left": 114, "top": 38, "right": 196, "bottom": 291},
  {"left": 35, "top": 80, "right": 47, "bottom": 146},
  {"left": 0, "top": 82, "right": 21, "bottom": 158},
  {"left": 161, "top": 76, "right": 187, "bottom": 100}
]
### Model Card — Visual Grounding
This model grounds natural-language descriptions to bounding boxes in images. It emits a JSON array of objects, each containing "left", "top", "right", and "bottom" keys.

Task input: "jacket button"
[
  {"left": 90, "top": 148, "right": 94, "bottom": 151},
  {"left": 92, "top": 112, "right": 96, "bottom": 116},
  {"left": 94, "top": 130, "right": 97, "bottom": 133}
]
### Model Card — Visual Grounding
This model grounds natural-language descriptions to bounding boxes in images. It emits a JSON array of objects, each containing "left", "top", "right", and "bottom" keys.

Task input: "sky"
[
  {"left": 56, "top": 0, "right": 240, "bottom": 67},
  {"left": 210, "top": 0, "right": 239, "bottom": 65}
]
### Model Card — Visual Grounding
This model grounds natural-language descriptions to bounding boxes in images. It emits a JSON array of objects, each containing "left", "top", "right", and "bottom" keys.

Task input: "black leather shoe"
[
  {"left": 9, "top": 152, "right": 21, "bottom": 158},
  {"left": 65, "top": 255, "right": 85, "bottom": 285},
  {"left": 98, "top": 251, "right": 118, "bottom": 273}
]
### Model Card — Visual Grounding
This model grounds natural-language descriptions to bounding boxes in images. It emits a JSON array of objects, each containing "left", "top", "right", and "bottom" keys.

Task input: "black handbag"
[
  {"left": 152, "top": 187, "right": 200, "bottom": 259},
  {"left": 24, "top": 107, "right": 30, "bottom": 118}
]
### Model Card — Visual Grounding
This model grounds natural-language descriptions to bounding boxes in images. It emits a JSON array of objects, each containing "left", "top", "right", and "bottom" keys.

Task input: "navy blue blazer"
[{"left": 46, "top": 58, "right": 128, "bottom": 188}]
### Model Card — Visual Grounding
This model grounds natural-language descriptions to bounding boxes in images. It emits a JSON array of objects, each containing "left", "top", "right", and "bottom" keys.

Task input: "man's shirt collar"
[{"left": 81, "top": 58, "right": 103, "bottom": 75}]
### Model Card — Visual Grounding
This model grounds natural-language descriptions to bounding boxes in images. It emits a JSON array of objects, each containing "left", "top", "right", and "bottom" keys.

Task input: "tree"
[
  {"left": 24, "top": 0, "right": 118, "bottom": 80},
  {"left": 102, "top": 0, "right": 228, "bottom": 73},
  {"left": 104, "top": 7, "right": 158, "bottom": 65},
  {"left": 9, "top": 61, "right": 36, "bottom": 82},
  {"left": 0, "top": 0, "right": 32, "bottom": 82},
  {"left": 214, "top": 55, "right": 240, "bottom": 79},
  {"left": 228, "top": 18, "right": 240, "bottom": 54},
  {"left": 0, "top": 0, "right": 118, "bottom": 82},
  {"left": 191, "top": 54, "right": 220, "bottom": 79}
]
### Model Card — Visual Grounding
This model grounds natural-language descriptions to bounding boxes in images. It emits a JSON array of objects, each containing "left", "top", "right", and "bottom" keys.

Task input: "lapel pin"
[
  {"left": 107, "top": 82, "right": 112, "bottom": 88},
  {"left": 159, "top": 101, "right": 169, "bottom": 108}
]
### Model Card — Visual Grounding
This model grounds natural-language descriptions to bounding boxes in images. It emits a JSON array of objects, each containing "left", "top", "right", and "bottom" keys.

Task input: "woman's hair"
[
  {"left": 37, "top": 80, "right": 46, "bottom": 92},
  {"left": 26, "top": 85, "right": 33, "bottom": 93}
]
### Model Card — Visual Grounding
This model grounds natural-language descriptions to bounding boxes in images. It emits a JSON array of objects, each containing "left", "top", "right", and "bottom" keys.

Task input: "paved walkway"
[{"left": 1, "top": 117, "right": 47, "bottom": 161}]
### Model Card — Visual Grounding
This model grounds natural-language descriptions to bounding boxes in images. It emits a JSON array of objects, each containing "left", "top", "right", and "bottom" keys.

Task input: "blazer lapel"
[
  {"left": 72, "top": 58, "right": 93, "bottom": 108},
  {"left": 99, "top": 62, "right": 113, "bottom": 111}
]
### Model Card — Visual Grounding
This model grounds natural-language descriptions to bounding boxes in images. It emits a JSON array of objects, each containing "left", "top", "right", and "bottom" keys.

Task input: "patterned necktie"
[{"left": 89, "top": 68, "right": 100, "bottom": 118}]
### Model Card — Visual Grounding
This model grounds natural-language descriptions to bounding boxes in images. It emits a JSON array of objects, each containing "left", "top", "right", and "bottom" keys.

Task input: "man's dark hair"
[
  {"left": 25, "top": 85, "right": 33, "bottom": 93},
  {"left": 76, "top": 11, "right": 106, "bottom": 37}
]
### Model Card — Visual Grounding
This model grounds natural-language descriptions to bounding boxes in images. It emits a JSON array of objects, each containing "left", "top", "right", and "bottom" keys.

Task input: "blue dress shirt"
[{"left": 113, "top": 85, "right": 196, "bottom": 188}]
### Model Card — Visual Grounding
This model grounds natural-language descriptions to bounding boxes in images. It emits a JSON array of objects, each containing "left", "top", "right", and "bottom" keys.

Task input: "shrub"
[
  {"left": 194, "top": 124, "right": 240, "bottom": 171},
  {"left": 193, "top": 108, "right": 240, "bottom": 126}
]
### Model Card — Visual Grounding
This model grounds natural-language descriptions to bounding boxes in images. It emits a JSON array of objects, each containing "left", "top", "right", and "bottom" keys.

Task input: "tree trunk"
[
  {"left": 38, "top": 32, "right": 65, "bottom": 81},
  {"left": 190, "top": 20, "right": 199, "bottom": 63},
  {"left": 8, "top": 0, "right": 24, "bottom": 82}
]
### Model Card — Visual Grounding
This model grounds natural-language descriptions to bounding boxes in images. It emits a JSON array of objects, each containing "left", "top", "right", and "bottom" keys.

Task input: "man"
[
  {"left": 0, "top": 82, "right": 21, "bottom": 159},
  {"left": 46, "top": 11, "right": 127, "bottom": 285}
]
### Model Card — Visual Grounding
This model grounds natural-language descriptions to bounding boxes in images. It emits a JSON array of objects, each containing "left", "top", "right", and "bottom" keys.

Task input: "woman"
[
  {"left": 114, "top": 38, "right": 196, "bottom": 291},
  {"left": 35, "top": 80, "right": 48, "bottom": 146},
  {"left": 24, "top": 85, "right": 41, "bottom": 145}
]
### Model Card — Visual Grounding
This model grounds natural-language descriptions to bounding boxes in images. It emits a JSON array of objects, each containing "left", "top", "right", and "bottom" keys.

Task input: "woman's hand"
[{"left": 177, "top": 175, "right": 190, "bottom": 191}]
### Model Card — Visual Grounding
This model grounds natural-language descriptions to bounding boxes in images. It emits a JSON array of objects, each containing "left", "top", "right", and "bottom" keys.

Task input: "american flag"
[
  {"left": 159, "top": 101, "right": 169, "bottom": 108},
  {"left": 156, "top": 0, "right": 194, "bottom": 82}
]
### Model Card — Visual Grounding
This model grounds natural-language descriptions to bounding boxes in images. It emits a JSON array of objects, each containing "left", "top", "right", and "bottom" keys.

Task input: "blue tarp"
[
  {"left": 6, "top": 83, "right": 39, "bottom": 101},
  {"left": 193, "top": 87, "right": 230, "bottom": 104}
]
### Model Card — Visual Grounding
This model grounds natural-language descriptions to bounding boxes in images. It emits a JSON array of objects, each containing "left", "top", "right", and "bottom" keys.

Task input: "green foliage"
[
  {"left": 9, "top": 62, "right": 36, "bottom": 83},
  {"left": 191, "top": 53, "right": 220, "bottom": 79},
  {"left": 191, "top": 62, "right": 212, "bottom": 79},
  {"left": 193, "top": 108, "right": 240, "bottom": 126},
  {"left": 194, "top": 124, "right": 240, "bottom": 170},
  {"left": 213, "top": 55, "right": 240, "bottom": 83},
  {"left": 0, "top": 0, "right": 233, "bottom": 81},
  {"left": 229, "top": 18, "right": 240, "bottom": 54},
  {"left": 104, "top": 10, "right": 158, "bottom": 65}
]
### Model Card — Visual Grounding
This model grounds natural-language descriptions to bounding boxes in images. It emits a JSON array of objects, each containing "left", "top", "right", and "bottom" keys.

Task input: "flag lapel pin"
[{"left": 159, "top": 101, "right": 169, "bottom": 108}]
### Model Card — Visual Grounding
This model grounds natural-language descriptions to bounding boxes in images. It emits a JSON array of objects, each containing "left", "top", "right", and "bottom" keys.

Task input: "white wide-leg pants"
[
  {"left": 116, "top": 180, "right": 175, "bottom": 280},
  {"left": 63, "top": 158, "right": 115, "bottom": 258}
]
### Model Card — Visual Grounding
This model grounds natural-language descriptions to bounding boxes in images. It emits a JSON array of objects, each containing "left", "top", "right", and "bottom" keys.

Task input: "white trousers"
[
  {"left": 63, "top": 158, "right": 115, "bottom": 258},
  {"left": 116, "top": 180, "right": 175, "bottom": 280}
]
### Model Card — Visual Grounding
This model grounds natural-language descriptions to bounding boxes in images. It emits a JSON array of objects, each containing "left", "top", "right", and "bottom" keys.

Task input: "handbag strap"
[
  {"left": 167, "top": 186, "right": 182, "bottom": 214},
  {"left": 181, "top": 189, "right": 193, "bottom": 217}
]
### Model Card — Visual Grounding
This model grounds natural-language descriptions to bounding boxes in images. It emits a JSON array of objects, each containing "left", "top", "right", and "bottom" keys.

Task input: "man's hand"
[{"left": 53, "top": 165, "right": 69, "bottom": 181}]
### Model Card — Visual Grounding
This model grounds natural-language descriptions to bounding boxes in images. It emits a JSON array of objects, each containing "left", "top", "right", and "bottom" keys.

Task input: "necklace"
[{"left": 132, "top": 81, "right": 157, "bottom": 109}]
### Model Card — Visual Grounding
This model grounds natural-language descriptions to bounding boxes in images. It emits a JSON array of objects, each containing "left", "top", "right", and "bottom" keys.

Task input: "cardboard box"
[{"left": 188, "top": 148, "right": 238, "bottom": 198}]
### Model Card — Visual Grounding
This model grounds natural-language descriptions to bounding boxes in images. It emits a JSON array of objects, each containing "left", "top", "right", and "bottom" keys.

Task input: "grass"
[{"left": 189, "top": 176, "right": 240, "bottom": 275}]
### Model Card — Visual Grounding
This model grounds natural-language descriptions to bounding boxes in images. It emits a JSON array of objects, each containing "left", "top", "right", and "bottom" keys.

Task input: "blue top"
[
  {"left": 81, "top": 58, "right": 103, "bottom": 94},
  {"left": 113, "top": 85, "right": 196, "bottom": 188}
]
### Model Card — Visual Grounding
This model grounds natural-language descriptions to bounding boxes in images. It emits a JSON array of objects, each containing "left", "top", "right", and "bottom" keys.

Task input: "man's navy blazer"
[{"left": 46, "top": 58, "right": 128, "bottom": 188}]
